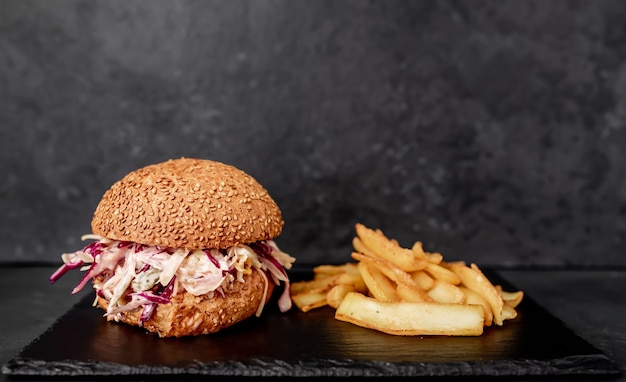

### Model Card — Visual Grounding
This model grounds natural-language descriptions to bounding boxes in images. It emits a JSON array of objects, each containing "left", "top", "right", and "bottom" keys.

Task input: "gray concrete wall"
[{"left": 1, "top": 0, "right": 625, "bottom": 267}]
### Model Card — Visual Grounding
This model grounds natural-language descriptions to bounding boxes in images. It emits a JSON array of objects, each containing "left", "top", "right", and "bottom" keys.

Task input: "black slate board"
[{"left": 2, "top": 269, "right": 620, "bottom": 379}]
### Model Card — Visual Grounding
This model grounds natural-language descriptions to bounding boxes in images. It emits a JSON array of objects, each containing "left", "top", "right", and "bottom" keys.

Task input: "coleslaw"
[{"left": 50, "top": 234, "right": 296, "bottom": 326}]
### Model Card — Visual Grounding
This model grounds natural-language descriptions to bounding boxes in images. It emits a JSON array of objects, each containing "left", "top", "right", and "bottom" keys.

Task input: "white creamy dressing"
[{"left": 53, "top": 235, "right": 296, "bottom": 322}]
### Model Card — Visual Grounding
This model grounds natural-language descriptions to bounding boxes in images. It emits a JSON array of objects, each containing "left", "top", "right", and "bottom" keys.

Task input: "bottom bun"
[{"left": 96, "top": 269, "right": 274, "bottom": 337}]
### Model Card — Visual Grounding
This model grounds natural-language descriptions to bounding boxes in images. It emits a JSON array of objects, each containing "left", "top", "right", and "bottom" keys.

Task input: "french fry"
[
  {"left": 292, "top": 262, "right": 368, "bottom": 312},
  {"left": 423, "top": 262, "right": 462, "bottom": 285},
  {"left": 313, "top": 272, "right": 332, "bottom": 280},
  {"left": 495, "top": 285, "right": 524, "bottom": 308},
  {"left": 357, "top": 261, "right": 399, "bottom": 301},
  {"left": 459, "top": 286, "right": 493, "bottom": 326},
  {"left": 335, "top": 292, "right": 485, "bottom": 336},
  {"left": 352, "top": 252, "right": 432, "bottom": 302},
  {"left": 449, "top": 262, "right": 505, "bottom": 325},
  {"left": 290, "top": 273, "right": 343, "bottom": 295},
  {"left": 411, "top": 241, "right": 443, "bottom": 264},
  {"left": 352, "top": 237, "right": 379, "bottom": 258},
  {"left": 326, "top": 283, "right": 356, "bottom": 309},
  {"left": 291, "top": 291, "right": 328, "bottom": 312},
  {"left": 446, "top": 260, "right": 466, "bottom": 267},
  {"left": 314, "top": 262, "right": 359, "bottom": 277},
  {"left": 355, "top": 223, "right": 427, "bottom": 272},
  {"left": 502, "top": 304, "right": 518, "bottom": 320},
  {"left": 338, "top": 272, "right": 368, "bottom": 294},
  {"left": 409, "top": 270, "right": 435, "bottom": 290},
  {"left": 395, "top": 283, "right": 431, "bottom": 302},
  {"left": 426, "top": 280, "right": 465, "bottom": 304}
]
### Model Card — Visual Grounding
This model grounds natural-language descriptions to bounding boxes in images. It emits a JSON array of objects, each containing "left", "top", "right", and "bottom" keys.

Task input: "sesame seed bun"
[{"left": 91, "top": 157, "right": 284, "bottom": 249}]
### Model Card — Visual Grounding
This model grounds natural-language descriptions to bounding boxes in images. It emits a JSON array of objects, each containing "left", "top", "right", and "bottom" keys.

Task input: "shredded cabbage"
[{"left": 51, "top": 235, "right": 296, "bottom": 325}]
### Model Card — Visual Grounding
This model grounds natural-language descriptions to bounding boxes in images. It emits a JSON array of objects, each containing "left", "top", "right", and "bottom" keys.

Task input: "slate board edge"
[
  {"left": 3, "top": 354, "right": 621, "bottom": 378},
  {"left": 1, "top": 269, "right": 621, "bottom": 378}
]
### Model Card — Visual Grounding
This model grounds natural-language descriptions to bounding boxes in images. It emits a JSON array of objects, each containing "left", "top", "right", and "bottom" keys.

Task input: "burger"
[{"left": 50, "top": 157, "right": 296, "bottom": 337}]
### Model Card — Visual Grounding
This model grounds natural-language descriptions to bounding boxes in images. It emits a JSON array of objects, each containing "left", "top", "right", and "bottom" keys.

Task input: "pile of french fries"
[{"left": 290, "top": 223, "right": 524, "bottom": 336}]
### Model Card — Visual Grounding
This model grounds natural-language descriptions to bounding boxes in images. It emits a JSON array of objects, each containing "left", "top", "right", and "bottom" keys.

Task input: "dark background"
[{"left": 1, "top": 0, "right": 625, "bottom": 268}]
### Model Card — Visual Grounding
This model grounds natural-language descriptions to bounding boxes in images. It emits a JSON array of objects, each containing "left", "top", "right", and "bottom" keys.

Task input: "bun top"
[{"left": 91, "top": 158, "right": 284, "bottom": 249}]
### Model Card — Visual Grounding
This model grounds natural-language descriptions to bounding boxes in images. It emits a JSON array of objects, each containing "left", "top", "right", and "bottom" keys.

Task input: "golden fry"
[
  {"left": 291, "top": 291, "right": 328, "bottom": 312},
  {"left": 314, "top": 262, "right": 359, "bottom": 277},
  {"left": 357, "top": 261, "right": 399, "bottom": 301},
  {"left": 495, "top": 285, "right": 524, "bottom": 308},
  {"left": 326, "top": 283, "right": 356, "bottom": 309},
  {"left": 396, "top": 283, "right": 431, "bottom": 302},
  {"left": 335, "top": 292, "right": 485, "bottom": 336},
  {"left": 423, "top": 262, "right": 462, "bottom": 285},
  {"left": 355, "top": 223, "right": 427, "bottom": 272},
  {"left": 426, "top": 280, "right": 465, "bottom": 304},
  {"left": 290, "top": 273, "right": 343, "bottom": 295},
  {"left": 449, "top": 262, "right": 505, "bottom": 325},
  {"left": 459, "top": 286, "right": 493, "bottom": 326},
  {"left": 338, "top": 272, "right": 368, "bottom": 294},
  {"left": 352, "top": 237, "right": 379, "bottom": 258},
  {"left": 409, "top": 270, "right": 435, "bottom": 290},
  {"left": 502, "top": 304, "right": 518, "bottom": 320},
  {"left": 352, "top": 252, "right": 432, "bottom": 302},
  {"left": 411, "top": 241, "right": 443, "bottom": 264}
]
